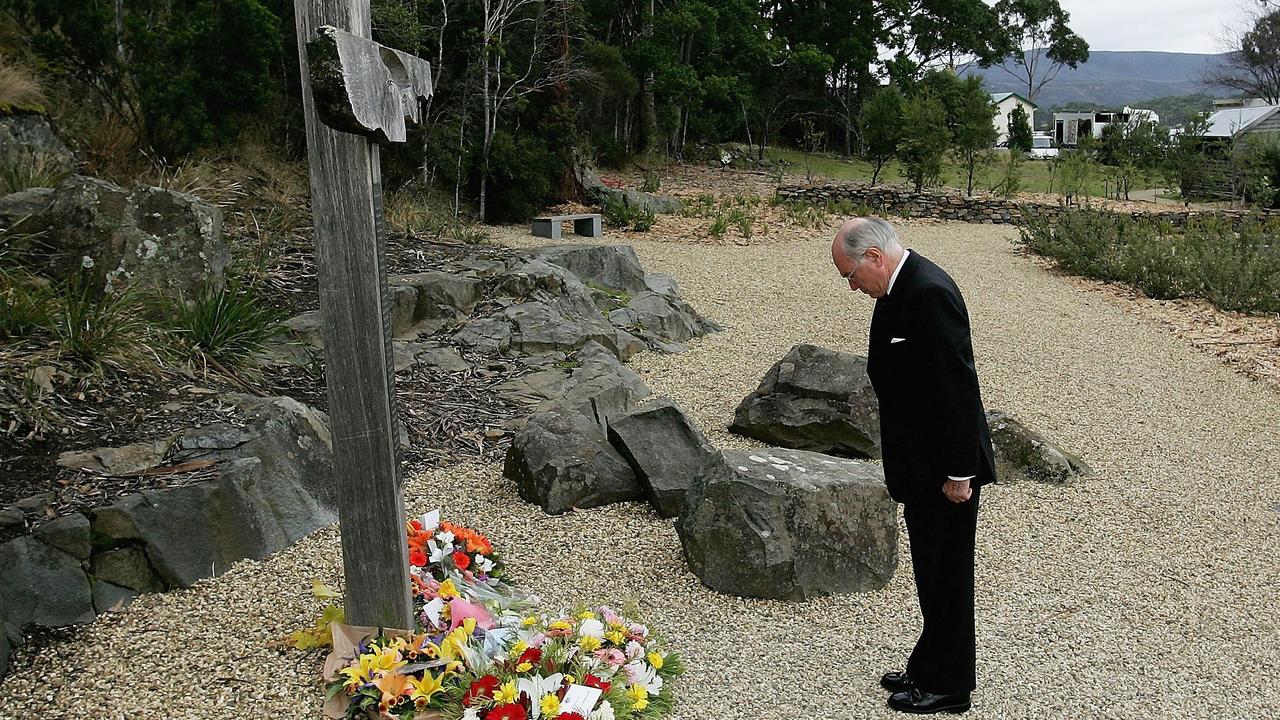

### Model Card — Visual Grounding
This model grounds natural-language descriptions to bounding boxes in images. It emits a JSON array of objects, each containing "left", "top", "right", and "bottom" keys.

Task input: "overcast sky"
[{"left": 1055, "top": 0, "right": 1255, "bottom": 53}]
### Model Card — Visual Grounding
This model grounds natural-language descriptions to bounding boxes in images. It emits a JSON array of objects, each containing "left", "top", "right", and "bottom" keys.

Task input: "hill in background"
[{"left": 965, "top": 50, "right": 1233, "bottom": 110}]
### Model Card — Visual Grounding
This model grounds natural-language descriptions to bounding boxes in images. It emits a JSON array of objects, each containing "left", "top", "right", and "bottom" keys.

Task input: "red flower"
[
  {"left": 582, "top": 674, "right": 611, "bottom": 692},
  {"left": 409, "top": 549, "right": 428, "bottom": 567},
  {"left": 452, "top": 550, "right": 472, "bottom": 571},
  {"left": 516, "top": 647, "right": 542, "bottom": 666},
  {"left": 488, "top": 704, "right": 527, "bottom": 720},
  {"left": 555, "top": 714, "right": 587, "bottom": 720},
  {"left": 464, "top": 674, "right": 500, "bottom": 706}
]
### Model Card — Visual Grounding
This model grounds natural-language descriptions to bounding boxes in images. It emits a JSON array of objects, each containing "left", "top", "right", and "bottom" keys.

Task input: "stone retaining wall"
[{"left": 776, "top": 183, "right": 1277, "bottom": 229}]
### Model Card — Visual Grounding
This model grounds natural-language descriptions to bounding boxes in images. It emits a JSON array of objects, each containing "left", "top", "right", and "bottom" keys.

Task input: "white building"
[
  {"left": 1053, "top": 107, "right": 1161, "bottom": 147},
  {"left": 990, "top": 92, "right": 1037, "bottom": 147}
]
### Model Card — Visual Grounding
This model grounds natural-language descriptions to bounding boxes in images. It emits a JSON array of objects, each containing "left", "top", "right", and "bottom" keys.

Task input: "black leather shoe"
[
  {"left": 880, "top": 671, "right": 915, "bottom": 692},
  {"left": 887, "top": 688, "right": 972, "bottom": 714}
]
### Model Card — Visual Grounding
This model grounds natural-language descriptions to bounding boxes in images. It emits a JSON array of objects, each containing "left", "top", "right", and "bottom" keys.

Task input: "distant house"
[
  {"left": 1202, "top": 104, "right": 1280, "bottom": 141},
  {"left": 990, "top": 92, "right": 1037, "bottom": 147},
  {"left": 1053, "top": 107, "right": 1161, "bottom": 148}
]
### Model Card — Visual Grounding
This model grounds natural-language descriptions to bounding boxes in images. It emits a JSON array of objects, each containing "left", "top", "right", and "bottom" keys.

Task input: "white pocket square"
[{"left": 890, "top": 337, "right": 906, "bottom": 344}]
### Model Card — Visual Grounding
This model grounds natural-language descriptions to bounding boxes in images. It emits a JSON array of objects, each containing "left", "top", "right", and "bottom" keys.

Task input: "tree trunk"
[{"left": 638, "top": 0, "right": 656, "bottom": 153}]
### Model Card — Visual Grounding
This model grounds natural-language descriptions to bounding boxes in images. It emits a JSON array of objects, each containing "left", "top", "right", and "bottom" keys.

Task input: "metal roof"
[
  {"left": 1203, "top": 105, "right": 1280, "bottom": 137},
  {"left": 990, "top": 91, "right": 1036, "bottom": 108}
]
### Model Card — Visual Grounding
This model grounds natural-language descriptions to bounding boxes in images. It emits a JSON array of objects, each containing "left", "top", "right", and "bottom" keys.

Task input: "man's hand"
[{"left": 943, "top": 478, "right": 973, "bottom": 503}]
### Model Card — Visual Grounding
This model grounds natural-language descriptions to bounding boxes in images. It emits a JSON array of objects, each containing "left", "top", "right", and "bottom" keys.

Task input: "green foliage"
[
  {"left": 602, "top": 195, "right": 633, "bottom": 228},
  {"left": 640, "top": 170, "right": 661, "bottom": 193},
  {"left": 1130, "top": 93, "right": 1217, "bottom": 128},
  {"left": 1007, "top": 104, "right": 1033, "bottom": 153},
  {"left": 862, "top": 86, "right": 903, "bottom": 185},
  {"left": 988, "top": 0, "right": 1090, "bottom": 101},
  {"left": 951, "top": 76, "right": 998, "bottom": 196},
  {"left": 49, "top": 281, "right": 152, "bottom": 367},
  {"left": 0, "top": 272, "right": 50, "bottom": 340},
  {"left": 0, "top": 152, "right": 71, "bottom": 194},
  {"left": 12, "top": 0, "right": 285, "bottom": 160},
  {"left": 478, "top": 130, "right": 555, "bottom": 223},
  {"left": 632, "top": 208, "right": 657, "bottom": 232},
  {"left": 162, "top": 282, "right": 285, "bottom": 369},
  {"left": 992, "top": 152, "right": 1024, "bottom": 198},
  {"left": 1163, "top": 113, "right": 1211, "bottom": 200},
  {"left": 1054, "top": 141, "right": 1095, "bottom": 205},
  {"left": 708, "top": 212, "right": 729, "bottom": 240},
  {"left": 1019, "top": 211, "right": 1280, "bottom": 313},
  {"left": 899, "top": 92, "right": 950, "bottom": 192}
]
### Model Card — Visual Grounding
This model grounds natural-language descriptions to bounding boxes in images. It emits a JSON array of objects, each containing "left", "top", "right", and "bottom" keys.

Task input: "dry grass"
[{"left": 0, "top": 56, "right": 46, "bottom": 113}]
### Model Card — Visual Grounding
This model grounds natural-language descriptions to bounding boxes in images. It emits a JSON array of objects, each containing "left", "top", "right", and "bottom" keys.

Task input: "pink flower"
[
  {"left": 449, "top": 598, "right": 496, "bottom": 631},
  {"left": 528, "top": 632, "right": 547, "bottom": 648},
  {"left": 625, "top": 640, "right": 645, "bottom": 660},
  {"left": 593, "top": 648, "right": 626, "bottom": 666},
  {"left": 600, "top": 606, "right": 622, "bottom": 626}
]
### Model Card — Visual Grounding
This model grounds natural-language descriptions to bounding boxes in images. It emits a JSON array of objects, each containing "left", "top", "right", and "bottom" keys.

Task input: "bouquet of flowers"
[{"left": 320, "top": 511, "right": 680, "bottom": 720}]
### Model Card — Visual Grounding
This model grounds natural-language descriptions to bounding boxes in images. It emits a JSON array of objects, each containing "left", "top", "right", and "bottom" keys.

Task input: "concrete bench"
[{"left": 531, "top": 213, "right": 602, "bottom": 240}]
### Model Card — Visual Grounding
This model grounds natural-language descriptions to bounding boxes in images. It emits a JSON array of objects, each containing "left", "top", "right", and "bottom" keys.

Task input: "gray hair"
[{"left": 840, "top": 217, "right": 903, "bottom": 259}]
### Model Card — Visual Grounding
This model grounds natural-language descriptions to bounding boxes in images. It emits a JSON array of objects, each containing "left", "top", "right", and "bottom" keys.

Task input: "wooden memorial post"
[{"left": 291, "top": 0, "right": 432, "bottom": 629}]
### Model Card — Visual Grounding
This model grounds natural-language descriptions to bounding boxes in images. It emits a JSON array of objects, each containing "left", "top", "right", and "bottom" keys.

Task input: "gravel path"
[{"left": 3, "top": 222, "right": 1278, "bottom": 719}]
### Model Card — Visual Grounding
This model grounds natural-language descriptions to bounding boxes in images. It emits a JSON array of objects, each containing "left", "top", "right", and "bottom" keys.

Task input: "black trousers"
[{"left": 903, "top": 486, "right": 980, "bottom": 695}]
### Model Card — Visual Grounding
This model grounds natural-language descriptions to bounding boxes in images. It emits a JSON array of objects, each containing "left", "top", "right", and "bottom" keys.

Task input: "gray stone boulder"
[
  {"left": 0, "top": 186, "right": 55, "bottom": 231},
  {"left": 10, "top": 175, "right": 228, "bottom": 300},
  {"left": 504, "top": 406, "right": 643, "bottom": 515},
  {"left": 92, "top": 580, "right": 137, "bottom": 614},
  {"left": 495, "top": 341, "right": 650, "bottom": 420},
  {"left": 0, "top": 536, "right": 94, "bottom": 629},
  {"left": 677, "top": 447, "right": 897, "bottom": 600},
  {"left": 608, "top": 291, "right": 721, "bottom": 347},
  {"left": 574, "top": 164, "right": 682, "bottom": 215},
  {"left": 92, "top": 547, "right": 164, "bottom": 593},
  {"left": 986, "top": 410, "right": 1094, "bottom": 484},
  {"left": 0, "top": 115, "right": 75, "bottom": 187},
  {"left": 390, "top": 270, "right": 481, "bottom": 335},
  {"left": 523, "top": 245, "right": 649, "bottom": 296},
  {"left": 729, "top": 344, "right": 881, "bottom": 459},
  {"left": 32, "top": 513, "right": 91, "bottom": 561},
  {"left": 606, "top": 398, "right": 715, "bottom": 518}
]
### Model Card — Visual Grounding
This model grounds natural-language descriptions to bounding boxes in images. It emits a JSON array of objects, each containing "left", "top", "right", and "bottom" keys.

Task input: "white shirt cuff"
[{"left": 947, "top": 476, "right": 975, "bottom": 482}]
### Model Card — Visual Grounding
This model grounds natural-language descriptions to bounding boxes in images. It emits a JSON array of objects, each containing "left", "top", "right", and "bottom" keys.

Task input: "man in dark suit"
[{"left": 831, "top": 217, "right": 996, "bottom": 715}]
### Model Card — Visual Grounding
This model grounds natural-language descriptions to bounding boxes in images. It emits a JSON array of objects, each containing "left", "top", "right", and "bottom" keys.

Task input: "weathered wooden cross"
[{"left": 291, "top": 0, "right": 433, "bottom": 629}]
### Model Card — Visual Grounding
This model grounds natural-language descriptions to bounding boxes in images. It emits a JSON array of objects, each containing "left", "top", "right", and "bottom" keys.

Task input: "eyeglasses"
[{"left": 838, "top": 251, "right": 868, "bottom": 281}]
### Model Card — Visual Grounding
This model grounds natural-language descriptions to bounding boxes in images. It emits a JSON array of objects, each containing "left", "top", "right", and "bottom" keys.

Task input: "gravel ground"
[{"left": 3, "top": 221, "right": 1278, "bottom": 719}]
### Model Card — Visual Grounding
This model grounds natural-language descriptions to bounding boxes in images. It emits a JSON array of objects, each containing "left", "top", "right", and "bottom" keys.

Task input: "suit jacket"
[{"left": 866, "top": 251, "right": 996, "bottom": 506}]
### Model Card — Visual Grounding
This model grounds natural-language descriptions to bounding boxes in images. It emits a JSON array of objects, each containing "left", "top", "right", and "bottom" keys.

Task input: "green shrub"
[
  {"left": 1019, "top": 210, "right": 1280, "bottom": 313},
  {"left": 0, "top": 152, "right": 71, "bottom": 194},
  {"left": 162, "top": 282, "right": 285, "bottom": 369},
  {"left": 632, "top": 208, "right": 656, "bottom": 232},
  {"left": 708, "top": 212, "right": 729, "bottom": 240},
  {"left": 477, "top": 130, "right": 556, "bottom": 223},
  {"left": 0, "top": 273, "right": 51, "bottom": 339},
  {"left": 640, "top": 171, "right": 661, "bottom": 193},
  {"left": 601, "top": 195, "right": 633, "bottom": 228},
  {"left": 50, "top": 281, "right": 152, "bottom": 366}
]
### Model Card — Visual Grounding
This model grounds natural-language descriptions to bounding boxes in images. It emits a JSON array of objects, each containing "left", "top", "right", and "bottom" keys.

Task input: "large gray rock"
[
  {"left": 92, "top": 547, "right": 164, "bottom": 593},
  {"left": 730, "top": 344, "right": 881, "bottom": 459},
  {"left": 32, "top": 513, "right": 91, "bottom": 560},
  {"left": 524, "top": 245, "right": 649, "bottom": 296},
  {"left": 606, "top": 398, "right": 715, "bottom": 518},
  {"left": 390, "top": 271, "right": 481, "bottom": 322},
  {"left": 986, "top": 410, "right": 1093, "bottom": 484},
  {"left": 677, "top": 448, "right": 897, "bottom": 600},
  {"left": 495, "top": 341, "right": 650, "bottom": 419},
  {"left": 0, "top": 186, "right": 55, "bottom": 231},
  {"left": 504, "top": 406, "right": 643, "bottom": 515},
  {"left": 0, "top": 536, "right": 94, "bottom": 629},
  {"left": 13, "top": 175, "right": 228, "bottom": 300},
  {"left": 574, "top": 164, "right": 682, "bottom": 215},
  {"left": 0, "top": 115, "right": 75, "bottom": 187},
  {"left": 504, "top": 300, "right": 644, "bottom": 359},
  {"left": 92, "top": 580, "right": 137, "bottom": 614},
  {"left": 608, "top": 291, "right": 721, "bottom": 346}
]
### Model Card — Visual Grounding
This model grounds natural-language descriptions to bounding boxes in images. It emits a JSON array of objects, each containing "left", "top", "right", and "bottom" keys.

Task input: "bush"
[
  {"left": 1019, "top": 210, "right": 1280, "bottom": 313},
  {"left": 0, "top": 273, "right": 51, "bottom": 339},
  {"left": 640, "top": 170, "right": 661, "bottom": 193},
  {"left": 0, "top": 152, "right": 72, "bottom": 194},
  {"left": 49, "top": 281, "right": 152, "bottom": 367},
  {"left": 478, "top": 130, "right": 556, "bottom": 223},
  {"left": 162, "top": 282, "right": 285, "bottom": 369},
  {"left": 632, "top": 208, "right": 656, "bottom": 232},
  {"left": 602, "top": 195, "right": 634, "bottom": 228}
]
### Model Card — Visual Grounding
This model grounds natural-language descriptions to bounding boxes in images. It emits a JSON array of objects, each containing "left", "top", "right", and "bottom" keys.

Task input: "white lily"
[
  {"left": 516, "top": 673, "right": 564, "bottom": 719},
  {"left": 579, "top": 618, "right": 605, "bottom": 638}
]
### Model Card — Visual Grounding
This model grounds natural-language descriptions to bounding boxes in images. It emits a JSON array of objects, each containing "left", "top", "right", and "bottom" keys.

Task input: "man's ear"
[{"left": 864, "top": 247, "right": 884, "bottom": 266}]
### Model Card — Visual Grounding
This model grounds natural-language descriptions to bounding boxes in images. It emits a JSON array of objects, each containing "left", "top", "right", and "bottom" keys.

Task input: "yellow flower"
[
  {"left": 494, "top": 681, "right": 519, "bottom": 704},
  {"left": 516, "top": 662, "right": 533, "bottom": 672},
  {"left": 578, "top": 635, "right": 602, "bottom": 653},
  {"left": 565, "top": 675, "right": 576, "bottom": 685},
  {"left": 549, "top": 620, "right": 572, "bottom": 633},
  {"left": 540, "top": 693, "right": 561, "bottom": 717},
  {"left": 438, "top": 579, "right": 460, "bottom": 599},
  {"left": 462, "top": 617, "right": 477, "bottom": 635},
  {"left": 647, "top": 651, "right": 664, "bottom": 670},
  {"left": 627, "top": 684, "right": 649, "bottom": 710},
  {"left": 372, "top": 672, "right": 411, "bottom": 709},
  {"left": 510, "top": 640, "right": 528, "bottom": 658},
  {"left": 338, "top": 654, "right": 377, "bottom": 690},
  {"left": 408, "top": 671, "right": 446, "bottom": 708},
  {"left": 368, "top": 646, "right": 407, "bottom": 676},
  {"left": 521, "top": 615, "right": 539, "bottom": 627},
  {"left": 605, "top": 630, "right": 626, "bottom": 645},
  {"left": 577, "top": 610, "right": 596, "bottom": 620}
]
